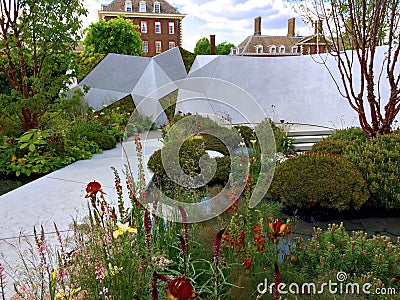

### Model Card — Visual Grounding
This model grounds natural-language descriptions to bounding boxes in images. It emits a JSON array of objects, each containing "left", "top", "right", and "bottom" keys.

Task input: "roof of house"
[
  {"left": 238, "top": 35, "right": 302, "bottom": 52},
  {"left": 104, "top": 0, "right": 181, "bottom": 14},
  {"left": 237, "top": 35, "right": 304, "bottom": 54},
  {"left": 237, "top": 34, "right": 332, "bottom": 55}
]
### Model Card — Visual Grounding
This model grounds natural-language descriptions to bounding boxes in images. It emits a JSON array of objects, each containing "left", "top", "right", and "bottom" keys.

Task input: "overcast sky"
[{"left": 82, "top": 0, "right": 314, "bottom": 52}]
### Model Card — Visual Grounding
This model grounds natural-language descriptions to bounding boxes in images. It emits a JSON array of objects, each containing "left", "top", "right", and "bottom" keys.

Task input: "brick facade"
[{"left": 99, "top": 0, "right": 185, "bottom": 57}]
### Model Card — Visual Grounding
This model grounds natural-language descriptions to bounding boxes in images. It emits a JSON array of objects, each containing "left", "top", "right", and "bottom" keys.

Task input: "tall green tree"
[
  {"left": 216, "top": 42, "right": 235, "bottom": 55},
  {"left": 84, "top": 15, "right": 143, "bottom": 56},
  {"left": 194, "top": 37, "right": 210, "bottom": 55},
  {"left": 0, "top": 0, "right": 87, "bottom": 131},
  {"left": 291, "top": 0, "right": 400, "bottom": 137},
  {"left": 194, "top": 37, "right": 235, "bottom": 55}
]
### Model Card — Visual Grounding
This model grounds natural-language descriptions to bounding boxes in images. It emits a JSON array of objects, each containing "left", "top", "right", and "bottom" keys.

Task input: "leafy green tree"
[
  {"left": 194, "top": 37, "right": 210, "bottom": 55},
  {"left": 0, "top": 0, "right": 87, "bottom": 131},
  {"left": 194, "top": 38, "right": 235, "bottom": 55},
  {"left": 216, "top": 42, "right": 235, "bottom": 55},
  {"left": 84, "top": 15, "right": 143, "bottom": 56},
  {"left": 291, "top": 0, "right": 400, "bottom": 137}
]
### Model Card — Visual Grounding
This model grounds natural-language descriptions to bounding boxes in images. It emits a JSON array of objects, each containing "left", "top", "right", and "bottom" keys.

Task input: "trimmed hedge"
[{"left": 268, "top": 152, "right": 369, "bottom": 211}]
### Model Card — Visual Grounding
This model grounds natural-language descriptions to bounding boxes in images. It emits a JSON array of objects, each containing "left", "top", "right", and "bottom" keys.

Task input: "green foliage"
[
  {"left": 312, "top": 128, "right": 400, "bottom": 209},
  {"left": 179, "top": 47, "right": 197, "bottom": 73},
  {"left": 235, "top": 125, "right": 257, "bottom": 147},
  {"left": 0, "top": 0, "right": 87, "bottom": 131},
  {"left": 312, "top": 127, "right": 367, "bottom": 155},
  {"left": 194, "top": 37, "right": 211, "bottom": 55},
  {"left": 201, "top": 133, "right": 229, "bottom": 155},
  {"left": 148, "top": 139, "right": 210, "bottom": 202},
  {"left": 216, "top": 42, "right": 235, "bottom": 55},
  {"left": 193, "top": 38, "right": 235, "bottom": 55},
  {"left": 344, "top": 132, "right": 400, "bottom": 209},
  {"left": 0, "top": 129, "right": 98, "bottom": 177},
  {"left": 75, "top": 52, "right": 106, "bottom": 82},
  {"left": 83, "top": 15, "right": 143, "bottom": 55},
  {"left": 268, "top": 152, "right": 369, "bottom": 211},
  {"left": 293, "top": 223, "right": 400, "bottom": 288},
  {"left": 83, "top": 132, "right": 116, "bottom": 150}
]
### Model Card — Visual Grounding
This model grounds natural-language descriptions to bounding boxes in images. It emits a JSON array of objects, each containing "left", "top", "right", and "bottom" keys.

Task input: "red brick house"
[
  {"left": 232, "top": 17, "right": 332, "bottom": 56},
  {"left": 98, "top": 0, "right": 185, "bottom": 57}
]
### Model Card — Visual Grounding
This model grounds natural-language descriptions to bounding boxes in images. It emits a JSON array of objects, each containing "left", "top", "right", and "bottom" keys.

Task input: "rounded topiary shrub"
[
  {"left": 344, "top": 132, "right": 400, "bottom": 209},
  {"left": 148, "top": 139, "right": 207, "bottom": 177},
  {"left": 148, "top": 139, "right": 209, "bottom": 202},
  {"left": 312, "top": 127, "right": 367, "bottom": 155},
  {"left": 268, "top": 152, "right": 369, "bottom": 211}
]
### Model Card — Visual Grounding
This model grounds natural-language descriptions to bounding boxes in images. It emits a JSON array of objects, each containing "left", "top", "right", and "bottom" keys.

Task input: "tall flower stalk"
[
  {"left": 0, "top": 263, "right": 6, "bottom": 300},
  {"left": 214, "top": 229, "right": 225, "bottom": 298}
]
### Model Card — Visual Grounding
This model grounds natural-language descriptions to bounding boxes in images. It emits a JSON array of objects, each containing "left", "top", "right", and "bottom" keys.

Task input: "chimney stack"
[
  {"left": 254, "top": 16, "right": 262, "bottom": 36},
  {"left": 210, "top": 34, "right": 216, "bottom": 55},
  {"left": 314, "top": 19, "right": 323, "bottom": 35},
  {"left": 287, "top": 17, "right": 295, "bottom": 37}
]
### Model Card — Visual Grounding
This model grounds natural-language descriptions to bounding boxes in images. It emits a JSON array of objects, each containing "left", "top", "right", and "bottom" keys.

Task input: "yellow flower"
[
  {"left": 250, "top": 139, "right": 257, "bottom": 145},
  {"left": 17, "top": 158, "right": 26, "bottom": 165},
  {"left": 11, "top": 155, "right": 17, "bottom": 162},
  {"left": 56, "top": 287, "right": 81, "bottom": 299},
  {"left": 113, "top": 222, "right": 137, "bottom": 239},
  {"left": 52, "top": 269, "right": 57, "bottom": 282}
]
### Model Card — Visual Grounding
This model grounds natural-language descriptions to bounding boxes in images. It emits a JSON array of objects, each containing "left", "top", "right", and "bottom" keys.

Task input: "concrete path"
[{"left": 0, "top": 130, "right": 163, "bottom": 296}]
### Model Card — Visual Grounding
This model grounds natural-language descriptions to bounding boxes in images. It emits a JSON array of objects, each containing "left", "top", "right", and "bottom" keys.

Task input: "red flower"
[
  {"left": 166, "top": 277, "right": 198, "bottom": 300},
  {"left": 268, "top": 218, "right": 290, "bottom": 243},
  {"left": 243, "top": 256, "right": 254, "bottom": 270},
  {"left": 85, "top": 181, "right": 105, "bottom": 198}
]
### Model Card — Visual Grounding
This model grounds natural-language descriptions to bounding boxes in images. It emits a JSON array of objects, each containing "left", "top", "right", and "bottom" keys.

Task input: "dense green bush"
[
  {"left": 293, "top": 223, "right": 400, "bottom": 290},
  {"left": 0, "top": 129, "right": 99, "bottom": 177},
  {"left": 83, "top": 132, "right": 116, "bottom": 150},
  {"left": 344, "top": 133, "right": 400, "bottom": 209},
  {"left": 268, "top": 152, "right": 369, "bottom": 211},
  {"left": 148, "top": 139, "right": 210, "bottom": 202},
  {"left": 311, "top": 138, "right": 351, "bottom": 155},
  {"left": 313, "top": 128, "right": 400, "bottom": 209},
  {"left": 312, "top": 127, "right": 367, "bottom": 155},
  {"left": 148, "top": 139, "right": 207, "bottom": 177},
  {"left": 75, "top": 52, "right": 106, "bottom": 82}
]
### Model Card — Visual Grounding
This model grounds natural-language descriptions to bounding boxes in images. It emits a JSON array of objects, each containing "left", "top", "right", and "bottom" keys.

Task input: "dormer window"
[
  {"left": 230, "top": 47, "right": 238, "bottom": 55},
  {"left": 255, "top": 44, "right": 263, "bottom": 54},
  {"left": 269, "top": 45, "right": 276, "bottom": 54},
  {"left": 139, "top": 1, "right": 146, "bottom": 12},
  {"left": 154, "top": 1, "right": 160, "bottom": 13},
  {"left": 279, "top": 45, "right": 285, "bottom": 53},
  {"left": 125, "top": 1, "right": 132, "bottom": 12}
]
